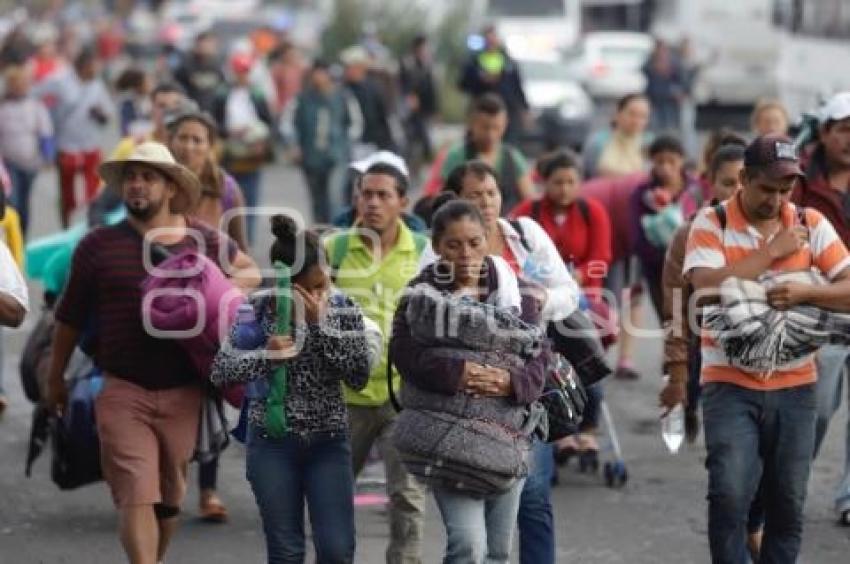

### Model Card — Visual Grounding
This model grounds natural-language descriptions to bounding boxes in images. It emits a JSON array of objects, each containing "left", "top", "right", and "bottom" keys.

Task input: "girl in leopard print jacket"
[{"left": 210, "top": 215, "right": 371, "bottom": 562}]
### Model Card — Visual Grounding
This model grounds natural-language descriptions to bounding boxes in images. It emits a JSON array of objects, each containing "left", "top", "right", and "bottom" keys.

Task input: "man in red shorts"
[{"left": 46, "top": 142, "right": 259, "bottom": 564}]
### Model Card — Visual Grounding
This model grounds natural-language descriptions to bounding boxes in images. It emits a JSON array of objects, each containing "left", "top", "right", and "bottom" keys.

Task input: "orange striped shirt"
[{"left": 683, "top": 193, "right": 850, "bottom": 390}]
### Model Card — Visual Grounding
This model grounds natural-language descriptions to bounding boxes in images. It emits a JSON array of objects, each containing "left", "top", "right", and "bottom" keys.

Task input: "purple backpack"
[{"left": 140, "top": 249, "right": 245, "bottom": 406}]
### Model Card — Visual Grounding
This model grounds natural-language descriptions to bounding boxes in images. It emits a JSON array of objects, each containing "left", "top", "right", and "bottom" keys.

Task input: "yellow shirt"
[{"left": 325, "top": 221, "right": 427, "bottom": 406}]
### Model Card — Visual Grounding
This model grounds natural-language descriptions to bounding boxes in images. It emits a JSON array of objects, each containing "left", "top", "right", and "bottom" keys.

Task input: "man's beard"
[{"left": 125, "top": 197, "right": 165, "bottom": 221}]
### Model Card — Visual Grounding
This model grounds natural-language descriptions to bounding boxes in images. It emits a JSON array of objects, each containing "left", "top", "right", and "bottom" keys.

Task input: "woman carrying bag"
[{"left": 390, "top": 194, "right": 547, "bottom": 564}]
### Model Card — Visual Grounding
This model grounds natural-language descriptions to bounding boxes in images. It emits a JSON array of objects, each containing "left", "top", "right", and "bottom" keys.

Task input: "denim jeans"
[
  {"left": 246, "top": 426, "right": 356, "bottom": 564},
  {"left": 517, "top": 441, "right": 555, "bottom": 564},
  {"left": 702, "top": 382, "right": 816, "bottom": 564},
  {"left": 231, "top": 171, "right": 261, "bottom": 244},
  {"left": 814, "top": 345, "right": 850, "bottom": 516},
  {"left": 302, "top": 163, "right": 347, "bottom": 225},
  {"left": 6, "top": 163, "right": 37, "bottom": 234},
  {"left": 432, "top": 478, "right": 525, "bottom": 564}
]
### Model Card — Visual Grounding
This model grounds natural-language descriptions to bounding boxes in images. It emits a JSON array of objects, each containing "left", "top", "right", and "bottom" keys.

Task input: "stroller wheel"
[
  {"left": 578, "top": 449, "right": 599, "bottom": 473},
  {"left": 604, "top": 460, "right": 628, "bottom": 488}
]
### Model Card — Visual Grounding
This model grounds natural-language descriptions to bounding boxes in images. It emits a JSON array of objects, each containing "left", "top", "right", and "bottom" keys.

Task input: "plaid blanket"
[{"left": 703, "top": 270, "right": 850, "bottom": 376}]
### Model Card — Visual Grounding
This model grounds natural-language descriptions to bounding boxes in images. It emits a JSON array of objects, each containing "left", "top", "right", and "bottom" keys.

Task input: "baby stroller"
[{"left": 551, "top": 298, "right": 628, "bottom": 488}]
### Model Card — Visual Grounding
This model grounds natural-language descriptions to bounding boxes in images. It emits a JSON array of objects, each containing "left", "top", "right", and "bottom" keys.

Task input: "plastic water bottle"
[
  {"left": 661, "top": 403, "right": 685, "bottom": 454},
  {"left": 233, "top": 303, "right": 269, "bottom": 399}
]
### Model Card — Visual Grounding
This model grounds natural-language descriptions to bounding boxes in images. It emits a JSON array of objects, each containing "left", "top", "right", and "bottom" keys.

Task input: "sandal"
[{"left": 200, "top": 494, "right": 228, "bottom": 523}]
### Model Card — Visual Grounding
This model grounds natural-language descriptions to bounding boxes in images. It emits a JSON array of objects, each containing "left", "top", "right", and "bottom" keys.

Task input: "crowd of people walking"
[{"left": 0, "top": 9, "right": 849, "bottom": 564}]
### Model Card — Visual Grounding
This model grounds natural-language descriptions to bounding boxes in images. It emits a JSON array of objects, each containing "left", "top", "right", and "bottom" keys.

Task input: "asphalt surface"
[{"left": 1, "top": 144, "right": 849, "bottom": 563}]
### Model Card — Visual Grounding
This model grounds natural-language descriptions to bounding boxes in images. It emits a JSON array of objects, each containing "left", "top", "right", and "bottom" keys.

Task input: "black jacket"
[
  {"left": 458, "top": 49, "right": 529, "bottom": 116},
  {"left": 344, "top": 78, "right": 396, "bottom": 151}
]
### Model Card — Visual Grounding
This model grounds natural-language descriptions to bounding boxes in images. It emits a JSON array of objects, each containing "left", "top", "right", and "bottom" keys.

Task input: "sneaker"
[{"left": 684, "top": 409, "right": 700, "bottom": 444}]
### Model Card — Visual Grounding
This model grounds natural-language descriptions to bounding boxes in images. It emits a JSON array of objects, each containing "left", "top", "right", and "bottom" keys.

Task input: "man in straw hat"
[{"left": 46, "top": 142, "right": 259, "bottom": 564}]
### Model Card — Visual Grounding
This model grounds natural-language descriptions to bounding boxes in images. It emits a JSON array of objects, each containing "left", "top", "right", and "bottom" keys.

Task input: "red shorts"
[{"left": 95, "top": 376, "right": 201, "bottom": 508}]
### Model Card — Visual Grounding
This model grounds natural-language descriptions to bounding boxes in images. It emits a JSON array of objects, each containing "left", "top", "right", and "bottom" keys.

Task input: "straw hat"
[{"left": 98, "top": 142, "right": 201, "bottom": 214}]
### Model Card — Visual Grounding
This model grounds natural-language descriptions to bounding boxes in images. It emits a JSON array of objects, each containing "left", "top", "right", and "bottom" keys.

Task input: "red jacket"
[
  {"left": 793, "top": 147, "right": 850, "bottom": 245},
  {"left": 510, "top": 195, "right": 612, "bottom": 291}
]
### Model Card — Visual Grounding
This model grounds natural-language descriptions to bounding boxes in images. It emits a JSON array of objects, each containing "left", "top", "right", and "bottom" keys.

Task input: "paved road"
[{"left": 1, "top": 155, "right": 849, "bottom": 563}]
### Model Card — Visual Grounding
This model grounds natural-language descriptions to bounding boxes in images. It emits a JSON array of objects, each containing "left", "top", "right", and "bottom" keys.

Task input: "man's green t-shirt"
[{"left": 440, "top": 142, "right": 529, "bottom": 185}]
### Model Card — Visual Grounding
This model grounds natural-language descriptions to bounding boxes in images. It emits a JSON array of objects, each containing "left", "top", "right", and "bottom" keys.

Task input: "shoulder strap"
[
  {"left": 576, "top": 198, "right": 590, "bottom": 224},
  {"left": 329, "top": 232, "right": 351, "bottom": 281},
  {"left": 530, "top": 199, "right": 542, "bottom": 223},
  {"left": 387, "top": 346, "right": 402, "bottom": 413},
  {"left": 509, "top": 219, "right": 532, "bottom": 253},
  {"left": 463, "top": 134, "right": 476, "bottom": 161},
  {"left": 713, "top": 203, "right": 727, "bottom": 231},
  {"left": 500, "top": 145, "right": 520, "bottom": 204}
]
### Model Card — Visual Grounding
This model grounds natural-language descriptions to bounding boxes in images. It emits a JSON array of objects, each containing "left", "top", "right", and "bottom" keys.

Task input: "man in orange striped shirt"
[{"left": 684, "top": 134, "right": 850, "bottom": 563}]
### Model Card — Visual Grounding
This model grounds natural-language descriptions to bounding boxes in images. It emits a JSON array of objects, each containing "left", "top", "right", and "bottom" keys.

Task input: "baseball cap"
[
  {"left": 819, "top": 92, "right": 850, "bottom": 124},
  {"left": 340, "top": 45, "right": 370, "bottom": 67},
  {"left": 744, "top": 134, "right": 804, "bottom": 180},
  {"left": 350, "top": 151, "right": 409, "bottom": 180}
]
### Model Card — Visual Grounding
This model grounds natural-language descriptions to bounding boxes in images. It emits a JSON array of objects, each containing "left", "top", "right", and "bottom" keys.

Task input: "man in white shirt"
[{"left": 0, "top": 238, "right": 29, "bottom": 415}]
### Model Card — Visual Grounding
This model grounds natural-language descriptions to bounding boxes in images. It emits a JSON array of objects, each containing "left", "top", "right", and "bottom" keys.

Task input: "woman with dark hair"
[
  {"left": 168, "top": 110, "right": 250, "bottom": 252},
  {"left": 582, "top": 93, "right": 651, "bottom": 179},
  {"left": 433, "top": 161, "right": 579, "bottom": 564},
  {"left": 167, "top": 109, "right": 250, "bottom": 521},
  {"left": 211, "top": 215, "right": 373, "bottom": 563},
  {"left": 511, "top": 150, "right": 614, "bottom": 470},
  {"left": 391, "top": 193, "right": 546, "bottom": 563}
]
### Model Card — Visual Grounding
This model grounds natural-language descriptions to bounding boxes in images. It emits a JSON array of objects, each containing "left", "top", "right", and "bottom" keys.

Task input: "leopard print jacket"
[{"left": 210, "top": 291, "right": 370, "bottom": 436}]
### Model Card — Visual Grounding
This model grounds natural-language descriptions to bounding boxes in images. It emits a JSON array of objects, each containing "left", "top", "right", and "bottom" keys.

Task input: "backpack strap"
[
  {"left": 576, "top": 197, "right": 590, "bottom": 224},
  {"left": 328, "top": 232, "right": 351, "bottom": 282},
  {"left": 499, "top": 145, "right": 520, "bottom": 209},
  {"left": 509, "top": 219, "right": 532, "bottom": 253},
  {"left": 530, "top": 199, "right": 542, "bottom": 223},
  {"left": 713, "top": 203, "right": 727, "bottom": 231}
]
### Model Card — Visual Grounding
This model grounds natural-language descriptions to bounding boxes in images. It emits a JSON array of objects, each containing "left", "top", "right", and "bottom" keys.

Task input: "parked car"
[
  {"left": 565, "top": 32, "right": 653, "bottom": 100},
  {"left": 518, "top": 58, "right": 594, "bottom": 151}
]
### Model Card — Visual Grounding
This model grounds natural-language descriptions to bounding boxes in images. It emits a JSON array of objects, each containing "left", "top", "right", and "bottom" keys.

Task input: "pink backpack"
[{"left": 140, "top": 249, "right": 246, "bottom": 407}]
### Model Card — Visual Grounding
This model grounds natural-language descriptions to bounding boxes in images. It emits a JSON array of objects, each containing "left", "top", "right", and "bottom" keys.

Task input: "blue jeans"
[
  {"left": 702, "top": 382, "right": 816, "bottom": 564},
  {"left": 231, "top": 171, "right": 261, "bottom": 244},
  {"left": 246, "top": 426, "right": 356, "bottom": 564},
  {"left": 814, "top": 345, "right": 850, "bottom": 516},
  {"left": 517, "top": 441, "right": 555, "bottom": 564},
  {"left": 432, "top": 478, "right": 525, "bottom": 564},
  {"left": 7, "top": 163, "right": 37, "bottom": 234}
]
